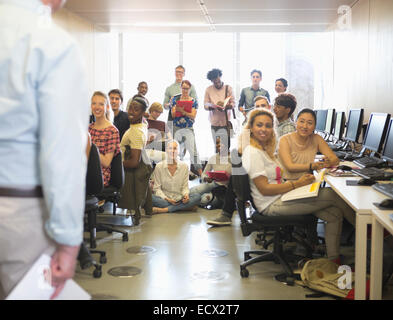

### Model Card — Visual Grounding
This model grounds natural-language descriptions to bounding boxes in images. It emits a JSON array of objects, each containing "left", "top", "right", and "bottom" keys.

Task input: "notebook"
[
  {"left": 205, "top": 96, "right": 231, "bottom": 111},
  {"left": 175, "top": 100, "right": 193, "bottom": 117},
  {"left": 281, "top": 169, "right": 326, "bottom": 202},
  {"left": 206, "top": 171, "right": 230, "bottom": 182}
]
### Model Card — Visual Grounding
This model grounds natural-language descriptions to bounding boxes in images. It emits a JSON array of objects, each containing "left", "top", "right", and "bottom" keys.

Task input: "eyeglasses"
[{"left": 181, "top": 87, "right": 190, "bottom": 90}]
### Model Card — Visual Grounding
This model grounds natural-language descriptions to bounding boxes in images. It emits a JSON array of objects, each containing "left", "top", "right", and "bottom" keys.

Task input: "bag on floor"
[{"left": 300, "top": 258, "right": 368, "bottom": 300}]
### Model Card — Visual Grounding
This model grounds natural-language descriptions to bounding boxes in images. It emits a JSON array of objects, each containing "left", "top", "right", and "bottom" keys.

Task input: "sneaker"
[{"left": 206, "top": 214, "right": 232, "bottom": 226}]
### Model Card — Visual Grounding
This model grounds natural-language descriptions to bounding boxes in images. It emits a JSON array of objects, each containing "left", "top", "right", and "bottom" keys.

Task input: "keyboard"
[
  {"left": 352, "top": 167, "right": 393, "bottom": 180},
  {"left": 329, "top": 144, "right": 343, "bottom": 151},
  {"left": 335, "top": 151, "right": 348, "bottom": 159},
  {"left": 372, "top": 183, "right": 393, "bottom": 199},
  {"left": 335, "top": 151, "right": 361, "bottom": 161},
  {"left": 353, "top": 156, "right": 385, "bottom": 168}
]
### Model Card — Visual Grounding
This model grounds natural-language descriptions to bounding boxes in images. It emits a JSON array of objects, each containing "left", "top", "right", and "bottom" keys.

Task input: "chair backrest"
[
  {"left": 109, "top": 150, "right": 124, "bottom": 189},
  {"left": 230, "top": 149, "right": 251, "bottom": 203},
  {"left": 86, "top": 143, "right": 104, "bottom": 196}
]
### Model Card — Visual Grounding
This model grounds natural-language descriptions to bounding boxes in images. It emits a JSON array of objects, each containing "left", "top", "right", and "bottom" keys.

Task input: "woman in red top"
[{"left": 88, "top": 91, "right": 120, "bottom": 187}]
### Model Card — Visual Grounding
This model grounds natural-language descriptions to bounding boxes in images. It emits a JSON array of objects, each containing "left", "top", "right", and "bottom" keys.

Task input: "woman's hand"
[
  {"left": 182, "top": 194, "right": 190, "bottom": 204},
  {"left": 204, "top": 177, "right": 213, "bottom": 183},
  {"left": 295, "top": 174, "right": 316, "bottom": 188},
  {"left": 166, "top": 197, "right": 178, "bottom": 205},
  {"left": 312, "top": 161, "right": 325, "bottom": 171}
]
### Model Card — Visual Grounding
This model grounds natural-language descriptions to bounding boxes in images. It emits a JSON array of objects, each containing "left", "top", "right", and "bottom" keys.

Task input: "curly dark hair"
[{"left": 207, "top": 68, "right": 222, "bottom": 81}]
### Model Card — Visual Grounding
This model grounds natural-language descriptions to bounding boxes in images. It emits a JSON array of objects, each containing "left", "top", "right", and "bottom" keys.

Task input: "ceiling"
[{"left": 64, "top": 0, "right": 356, "bottom": 33}]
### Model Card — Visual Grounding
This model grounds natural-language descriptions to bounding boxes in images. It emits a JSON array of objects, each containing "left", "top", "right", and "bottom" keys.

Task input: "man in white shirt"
[{"left": 0, "top": 0, "right": 89, "bottom": 299}]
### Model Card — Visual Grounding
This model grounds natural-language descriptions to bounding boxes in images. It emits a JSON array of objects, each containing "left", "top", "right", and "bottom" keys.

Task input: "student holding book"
[
  {"left": 277, "top": 108, "right": 355, "bottom": 227},
  {"left": 170, "top": 80, "right": 202, "bottom": 175},
  {"left": 239, "top": 109, "right": 355, "bottom": 263}
]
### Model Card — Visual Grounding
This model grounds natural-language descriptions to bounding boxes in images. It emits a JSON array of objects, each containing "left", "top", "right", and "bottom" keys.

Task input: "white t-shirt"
[{"left": 242, "top": 145, "right": 283, "bottom": 212}]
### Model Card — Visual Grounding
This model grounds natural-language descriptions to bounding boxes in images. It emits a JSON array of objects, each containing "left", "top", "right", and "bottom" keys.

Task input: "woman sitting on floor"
[
  {"left": 151, "top": 140, "right": 201, "bottom": 214},
  {"left": 190, "top": 137, "right": 231, "bottom": 209}
]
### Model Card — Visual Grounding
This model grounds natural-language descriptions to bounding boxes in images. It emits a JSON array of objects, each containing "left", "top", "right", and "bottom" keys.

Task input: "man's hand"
[
  {"left": 182, "top": 194, "right": 190, "bottom": 204},
  {"left": 50, "top": 244, "right": 80, "bottom": 300}
]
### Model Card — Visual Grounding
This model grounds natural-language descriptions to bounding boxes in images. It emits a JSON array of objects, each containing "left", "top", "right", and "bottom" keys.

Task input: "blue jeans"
[
  {"left": 190, "top": 181, "right": 224, "bottom": 208},
  {"left": 152, "top": 194, "right": 201, "bottom": 213}
]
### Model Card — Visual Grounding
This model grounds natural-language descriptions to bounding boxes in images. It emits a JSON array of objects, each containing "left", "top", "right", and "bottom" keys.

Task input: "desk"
[
  {"left": 324, "top": 175, "right": 387, "bottom": 300},
  {"left": 370, "top": 209, "right": 393, "bottom": 300}
]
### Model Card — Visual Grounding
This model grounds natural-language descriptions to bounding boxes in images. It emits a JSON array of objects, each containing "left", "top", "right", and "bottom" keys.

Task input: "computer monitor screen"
[
  {"left": 333, "top": 112, "right": 345, "bottom": 140},
  {"left": 345, "top": 109, "right": 364, "bottom": 143},
  {"left": 315, "top": 109, "right": 327, "bottom": 132},
  {"left": 362, "top": 113, "right": 391, "bottom": 153},
  {"left": 325, "top": 109, "right": 335, "bottom": 134},
  {"left": 382, "top": 118, "right": 393, "bottom": 162}
]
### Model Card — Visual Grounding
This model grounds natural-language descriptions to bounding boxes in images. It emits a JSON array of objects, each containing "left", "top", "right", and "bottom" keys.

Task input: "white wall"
[{"left": 53, "top": 8, "right": 119, "bottom": 97}]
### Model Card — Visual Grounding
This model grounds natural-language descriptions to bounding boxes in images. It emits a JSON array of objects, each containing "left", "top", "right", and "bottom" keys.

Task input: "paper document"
[
  {"left": 6, "top": 254, "right": 90, "bottom": 300},
  {"left": 281, "top": 169, "right": 326, "bottom": 202}
]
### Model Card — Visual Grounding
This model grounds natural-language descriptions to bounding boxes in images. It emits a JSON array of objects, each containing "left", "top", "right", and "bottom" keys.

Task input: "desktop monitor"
[
  {"left": 315, "top": 109, "right": 327, "bottom": 132},
  {"left": 362, "top": 112, "right": 391, "bottom": 153},
  {"left": 325, "top": 109, "right": 336, "bottom": 134},
  {"left": 333, "top": 111, "right": 346, "bottom": 141},
  {"left": 381, "top": 118, "right": 393, "bottom": 162},
  {"left": 345, "top": 109, "right": 364, "bottom": 143}
]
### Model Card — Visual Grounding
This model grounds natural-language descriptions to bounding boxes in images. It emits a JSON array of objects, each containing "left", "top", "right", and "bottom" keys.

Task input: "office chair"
[
  {"left": 230, "top": 149, "right": 316, "bottom": 284},
  {"left": 79, "top": 143, "right": 106, "bottom": 278},
  {"left": 96, "top": 151, "right": 129, "bottom": 242}
]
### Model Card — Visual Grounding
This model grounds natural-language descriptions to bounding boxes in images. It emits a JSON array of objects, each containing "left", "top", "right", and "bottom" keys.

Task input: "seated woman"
[
  {"left": 171, "top": 80, "right": 202, "bottom": 175},
  {"left": 190, "top": 137, "right": 231, "bottom": 209},
  {"left": 145, "top": 102, "right": 172, "bottom": 163},
  {"left": 278, "top": 108, "right": 355, "bottom": 227},
  {"left": 118, "top": 97, "right": 153, "bottom": 225},
  {"left": 88, "top": 91, "right": 120, "bottom": 188},
  {"left": 240, "top": 108, "right": 353, "bottom": 264},
  {"left": 151, "top": 140, "right": 201, "bottom": 214}
]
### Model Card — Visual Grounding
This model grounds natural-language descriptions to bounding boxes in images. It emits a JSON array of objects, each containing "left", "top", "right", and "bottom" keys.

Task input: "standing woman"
[
  {"left": 118, "top": 97, "right": 153, "bottom": 225},
  {"left": 89, "top": 91, "right": 120, "bottom": 187},
  {"left": 171, "top": 80, "right": 202, "bottom": 175}
]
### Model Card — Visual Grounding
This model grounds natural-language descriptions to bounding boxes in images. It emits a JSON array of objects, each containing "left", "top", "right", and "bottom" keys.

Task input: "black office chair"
[
  {"left": 96, "top": 151, "right": 129, "bottom": 242},
  {"left": 78, "top": 143, "right": 106, "bottom": 278},
  {"left": 230, "top": 149, "right": 316, "bottom": 284}
]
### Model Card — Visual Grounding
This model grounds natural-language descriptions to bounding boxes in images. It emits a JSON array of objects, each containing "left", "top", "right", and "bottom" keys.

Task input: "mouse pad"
[
  {"left": 373, "top": 202, "right": 393, "bottom": 210},
  {"left": 346, "top": 180, "right": 361, "bottom": 186}
]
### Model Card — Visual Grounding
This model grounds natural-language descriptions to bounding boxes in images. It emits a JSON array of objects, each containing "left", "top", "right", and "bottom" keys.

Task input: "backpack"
[{"left": 300, "top": 258, "right": 369, "bottom": 300}]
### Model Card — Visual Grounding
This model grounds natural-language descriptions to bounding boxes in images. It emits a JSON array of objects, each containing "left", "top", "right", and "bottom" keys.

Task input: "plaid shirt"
[{"left": 89, "top": 123, "right": 120, "bottom": 187}]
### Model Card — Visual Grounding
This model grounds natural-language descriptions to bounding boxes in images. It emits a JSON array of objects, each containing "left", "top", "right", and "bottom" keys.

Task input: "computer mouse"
[
  {"left": 379, "top": 199, "right": 393, "bottom": 209},
  {"left": 337, "top": 165, "right": 352, "bottom": 171},
  {"left": 357, "top": 178, "right": 376, "bottom": 186}
]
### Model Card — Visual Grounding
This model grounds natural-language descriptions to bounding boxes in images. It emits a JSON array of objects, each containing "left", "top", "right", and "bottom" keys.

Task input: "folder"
[
  {"left": 175, "top": 100, "right": 193, "bottom": 117},
  {"left": 206, "top": 170, "right": 230, "bottom": 182}
]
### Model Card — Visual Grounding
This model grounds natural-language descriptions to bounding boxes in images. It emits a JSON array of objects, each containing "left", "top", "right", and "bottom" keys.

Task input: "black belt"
[{"left": 0, "top": 186, "right": 43, "bottom": 198}]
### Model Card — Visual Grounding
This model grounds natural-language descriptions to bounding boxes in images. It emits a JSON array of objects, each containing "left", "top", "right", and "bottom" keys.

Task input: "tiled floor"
[{"left": 73, "top": 204, "right": 393, "bottom": 300}]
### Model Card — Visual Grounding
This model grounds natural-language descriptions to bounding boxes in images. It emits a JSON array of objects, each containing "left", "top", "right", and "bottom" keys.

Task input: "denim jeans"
[
  {"left": 152, "top": 193, "right": 201, "bottom": 213},
  {"left": 173, "top": 126, "right": 202, "bottom": 171}
]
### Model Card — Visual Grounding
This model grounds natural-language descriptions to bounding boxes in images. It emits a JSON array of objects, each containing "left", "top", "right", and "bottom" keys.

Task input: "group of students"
[{"left": 88, "top": 66, "right": 356, "bottom": 264}]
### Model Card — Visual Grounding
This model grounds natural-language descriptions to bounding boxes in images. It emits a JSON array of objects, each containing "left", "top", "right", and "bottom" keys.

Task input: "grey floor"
[{"left": 74, "top": 205, "right": 393, "bottom": 300}]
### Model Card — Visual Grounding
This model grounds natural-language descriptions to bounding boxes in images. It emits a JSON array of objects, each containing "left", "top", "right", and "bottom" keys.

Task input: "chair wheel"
[
  {"left": 240, "top": 268, "right": 249, "bottom": 278},
  {"left": 100, "top": 256, "right": 107, "bottom": 264},
  {"left": 122, "top": 234, "right": 128, "bottom": 241},
  {"left": 93, "top": 265, "right": 102, "bottom": 278}
]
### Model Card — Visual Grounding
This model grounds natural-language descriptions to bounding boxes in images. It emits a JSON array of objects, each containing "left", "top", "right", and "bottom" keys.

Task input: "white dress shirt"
[{"left": 0, "top": 0, "right": 89, "bottom": 246}]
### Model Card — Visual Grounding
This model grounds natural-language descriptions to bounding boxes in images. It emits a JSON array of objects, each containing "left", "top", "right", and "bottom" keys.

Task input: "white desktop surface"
[{"left": 324, "top": 174, "right": 388, "bottom": 300}]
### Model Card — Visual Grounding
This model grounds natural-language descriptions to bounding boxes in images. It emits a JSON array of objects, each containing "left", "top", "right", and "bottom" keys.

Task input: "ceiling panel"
[{"left": 63, "top": 0, "right": 356, "bottom": 33}]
